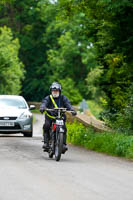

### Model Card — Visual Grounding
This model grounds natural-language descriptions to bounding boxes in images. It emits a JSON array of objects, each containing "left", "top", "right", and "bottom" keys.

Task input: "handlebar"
[{"left": 45, "top": 108, "right": 75, "bottom": 113}]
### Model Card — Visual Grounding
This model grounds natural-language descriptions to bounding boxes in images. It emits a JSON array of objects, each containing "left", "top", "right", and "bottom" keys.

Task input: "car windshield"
[{"left": 0, "top": 98, "right": 27, "bottom": 109}]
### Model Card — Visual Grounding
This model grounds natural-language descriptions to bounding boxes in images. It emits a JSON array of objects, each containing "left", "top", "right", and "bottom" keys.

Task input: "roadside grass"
[
  {"left": 31, "top": 109, "right": 40, "bottom": 123},
  {"left": 31, "top": 109, "right": 40, "bottom": 114},
  {"left": 66, "top": 121, "right": 133, "bottom": 160},
  {"left": 86, "top": 100, "right": 103, "bottom": 119},
  {"left": 33, "top": 115, "right": 36, "bottom": 123}
]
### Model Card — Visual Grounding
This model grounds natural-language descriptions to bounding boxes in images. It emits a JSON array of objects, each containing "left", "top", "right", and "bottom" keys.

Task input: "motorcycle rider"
[{"left": 40, "top": 82, "right": 77, "bottom": 151}]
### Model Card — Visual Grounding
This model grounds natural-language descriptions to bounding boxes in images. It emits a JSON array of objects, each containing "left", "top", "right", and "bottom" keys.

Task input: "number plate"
[
  {"left": 0, "top": 122, "right": 15, "bottom": 127},
  {"left": 56, "top": 120, "right": 64, "bottom": 125}
]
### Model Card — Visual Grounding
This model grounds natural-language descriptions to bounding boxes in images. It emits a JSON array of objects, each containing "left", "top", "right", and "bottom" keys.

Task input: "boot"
[{"left": 62, "top": 144, "right": 68, "bottom": 154}]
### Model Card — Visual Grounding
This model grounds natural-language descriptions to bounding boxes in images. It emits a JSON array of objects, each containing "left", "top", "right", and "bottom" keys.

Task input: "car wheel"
[{"left": 23, "top": 131, "right": 33, "bottom": 137}]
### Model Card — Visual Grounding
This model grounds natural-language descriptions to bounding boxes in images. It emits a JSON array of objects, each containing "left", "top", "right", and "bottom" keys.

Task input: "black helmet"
[{"left": 50, "top": 82, "right": 61, "bottom": 92}]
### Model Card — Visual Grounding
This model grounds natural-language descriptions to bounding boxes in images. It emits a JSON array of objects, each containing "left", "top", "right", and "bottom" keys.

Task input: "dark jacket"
[{"left": 40, "top": 94, "right": 74, "bottom": 117}]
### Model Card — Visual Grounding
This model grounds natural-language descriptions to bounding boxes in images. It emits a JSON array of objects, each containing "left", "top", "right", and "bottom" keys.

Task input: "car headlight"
[{"left": 19, "top": 112, "right": 32, "bottom": 119}]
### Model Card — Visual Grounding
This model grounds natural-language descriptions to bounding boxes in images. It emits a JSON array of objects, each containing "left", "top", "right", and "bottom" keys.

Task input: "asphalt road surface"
[{"left": 0, "top": 114, "right": 133, "bottom": 200}]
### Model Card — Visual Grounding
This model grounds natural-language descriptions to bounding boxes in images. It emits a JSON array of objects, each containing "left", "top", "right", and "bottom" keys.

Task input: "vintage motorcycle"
[{"left": 44, "top": 108, "right": 74, "bottom": 161}]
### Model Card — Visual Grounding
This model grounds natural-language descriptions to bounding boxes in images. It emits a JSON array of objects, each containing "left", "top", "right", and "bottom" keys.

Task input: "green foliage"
[
  {"left": 31, "top": 109, "right": 40, "bottom": 114},
  {"left": 92, "top": 0, "right": 133, "bottom": 130},
  {"left": 86, "top": 100, "right": 103, "bottom": 119},
  {"left": 0, "top": 26, "right": 24, "bottom": 94},
  {"left": 47, "top": 7, "right": 99, "bottom": 98},
  {"left": 67, "top": 121, "right": 86, "bottom": 146},
  {"left": 111, "top": 83, "right": 133, "bottom": 134},
  {"left": 48, "top": 29, "right": 97, "bottom": 98},
  {"left": 0, "top": 0, "right": 54, "bottom": 100},
  {"left": 86, "top": 67, "right": 103, "bottom": 99},
  {"left": 67, "top": 121, "right": 133, "bottom": 159},
  {"left": 102, "top": 53, "right": 130, "bottom": 109},
  {"left": 59, "top": 78, "right": 82, "bottom": 104},
  {"left": 56, "top": 0, "right": 133, "bottom": 130},
  {"left": 0, "top": 0, "right": 133, "bottom": 134}
]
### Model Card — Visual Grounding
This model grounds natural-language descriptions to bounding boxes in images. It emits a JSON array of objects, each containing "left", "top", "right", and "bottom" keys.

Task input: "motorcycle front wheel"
[{"left": 55, "top": 132, "right": 64, "bottom": 161}]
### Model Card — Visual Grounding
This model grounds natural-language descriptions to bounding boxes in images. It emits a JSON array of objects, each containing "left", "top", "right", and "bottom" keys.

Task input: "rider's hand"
[
  {"left": 40, "top": 108, "right": 46, "bottom": 114},
  {"left": 72, "top": 110, "right": 77, "bottom": 116},
  {"left": 40, "top": 109, "right": 44, "bottom": 114}
]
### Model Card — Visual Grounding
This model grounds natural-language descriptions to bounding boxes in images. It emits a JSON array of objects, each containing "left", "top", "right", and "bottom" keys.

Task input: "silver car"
[{"left": 0, "top": 95, "right": 35, "bottom": 137}]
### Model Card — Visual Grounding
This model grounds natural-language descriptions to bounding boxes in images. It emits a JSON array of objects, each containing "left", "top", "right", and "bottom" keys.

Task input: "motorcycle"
[{"left": 44, "top": 108, "right": 74, "bottom": 161}]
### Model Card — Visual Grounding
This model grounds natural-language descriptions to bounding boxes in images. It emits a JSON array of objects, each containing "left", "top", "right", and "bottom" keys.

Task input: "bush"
[
  {"left": 67, "top": 121, "right": 133, "bottom": 159},
  {"left": 100, "top": 84, "right": 133, "bottom": 134},
  {"left": 67, "top": 121, "right": 85, "bottom": 145}
]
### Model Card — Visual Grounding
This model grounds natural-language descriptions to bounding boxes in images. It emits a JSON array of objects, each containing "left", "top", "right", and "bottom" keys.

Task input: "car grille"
[{"left": 0, "top": 117, "right": 17, "bottom": 120}]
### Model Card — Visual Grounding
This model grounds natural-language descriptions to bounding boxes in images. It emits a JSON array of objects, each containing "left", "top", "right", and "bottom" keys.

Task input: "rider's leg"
[
  {"left": 43, "top": 117, "right": 51, "bottom": 149},
  {"left": 43, "top": 131, "right": 49, "bottom": 148},
  {"left": 63, "top": 123, "right": 68, "bottom": 151},
  {"left": 63, "top": 131, "right": 67, "bottom": 145}
]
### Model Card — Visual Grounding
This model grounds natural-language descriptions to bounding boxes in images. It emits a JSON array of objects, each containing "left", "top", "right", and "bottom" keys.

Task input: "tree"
[
  {"left": 0, "top": 0, "right": 51, "bottom": 100},
  {"left": 0, "top": 26, "right": 24, "bottom": 94},
  {"left": 60, "top": 78, "right": 82, "bottom": 104}
]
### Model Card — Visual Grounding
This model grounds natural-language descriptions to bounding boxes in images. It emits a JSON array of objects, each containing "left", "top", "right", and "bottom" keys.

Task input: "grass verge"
[
  {"left": 66, "top": 121, "right": 133, "bottom": 160},
  {"left": 31, "top": 109, "right": 40, "bottom": 114},
  {"left": 31, "top": 109, "right": 40, "bottom": 123}
]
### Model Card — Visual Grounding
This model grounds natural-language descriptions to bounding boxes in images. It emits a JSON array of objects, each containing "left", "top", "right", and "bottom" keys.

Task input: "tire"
[
  {"left": 23, "top": 125, "right": 33, "bottom": 137},
  {"left": 55, "top": 132, "right": 64, "bottom": 161},
  {"left": 23, "top": 131, "right": 33, "bottom": 137}
]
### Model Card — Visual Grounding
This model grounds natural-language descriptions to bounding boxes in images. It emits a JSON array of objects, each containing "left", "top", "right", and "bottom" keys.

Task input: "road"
[{"left": 0, "top": 114, "right": 133, "bottom": 200}]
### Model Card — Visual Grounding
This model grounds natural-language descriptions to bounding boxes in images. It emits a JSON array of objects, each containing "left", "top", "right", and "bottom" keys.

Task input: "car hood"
[{"left": 0, "top": 107, "right": 28, "bottom": 117}]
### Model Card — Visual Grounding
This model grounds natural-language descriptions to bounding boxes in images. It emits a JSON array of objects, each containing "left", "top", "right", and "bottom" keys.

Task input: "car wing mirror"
[{"left": 29, "top": 105, "right": 35, "bottom": 110}]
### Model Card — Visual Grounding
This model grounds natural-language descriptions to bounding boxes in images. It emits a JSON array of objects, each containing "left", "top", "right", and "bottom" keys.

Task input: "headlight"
[{"left": 19, "top": 112, "right": 32, "bottom": 119}]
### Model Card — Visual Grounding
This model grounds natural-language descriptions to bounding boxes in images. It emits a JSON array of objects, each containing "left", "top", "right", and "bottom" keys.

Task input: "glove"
[
  {"left": 72, "top": 110, "right": 77, "bottom": 116},
  {"left": 40, "top": 108, "right": 46, "bottom": 114},
  {"left": 40, "top": 108, "right": 44, "bottom": 114}
]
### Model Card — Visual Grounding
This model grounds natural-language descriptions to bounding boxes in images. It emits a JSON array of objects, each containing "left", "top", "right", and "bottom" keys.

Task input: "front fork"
[
  {"left": 56, "top": 125, "right": 65, "bottom": 142},
  {"left": 50, "top": 125, "right": 65, "bottom": 153}
]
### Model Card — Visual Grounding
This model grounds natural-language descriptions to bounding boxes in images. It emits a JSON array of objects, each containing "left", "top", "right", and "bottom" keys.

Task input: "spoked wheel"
[{"left": 55, "top": 132, "right": 64, "bottom": 161}]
